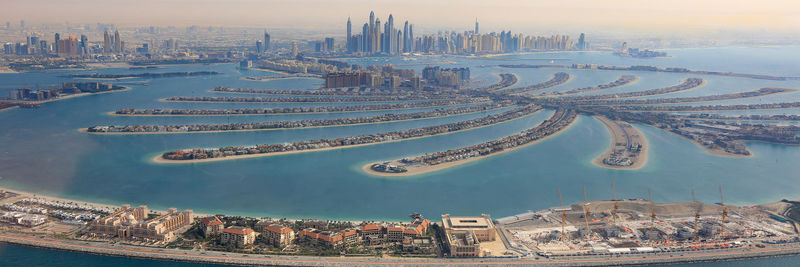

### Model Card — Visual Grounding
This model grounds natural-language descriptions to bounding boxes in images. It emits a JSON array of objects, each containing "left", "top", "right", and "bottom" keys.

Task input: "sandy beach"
[
  {"left": 150, "top": 109, "right": 542, "bottom": 164},
  {"left": 591, "top": 115, "right": 649, "bottom": 170},
  {"left": 0, "top": 187, "right": 210, "bottom": 217},
  {"left": 82, "top": 107, "right": 508, "bottom": 135},
  {"left": 363, "top": 114, "right": 579, "bottom": 177}
]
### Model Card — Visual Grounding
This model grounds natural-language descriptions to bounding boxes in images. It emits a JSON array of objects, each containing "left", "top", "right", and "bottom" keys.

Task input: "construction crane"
[
  {"left": 584, "top": 186, "right": 591, "bottom": 241},
  {"left": 719, "top": 185, "right": 727, "bottom": 240},
  {"left": 558, "top": 188, "right": 566, "bottom": 241},
  {"left": 692, "top": 188, "right": 700, "bottom": 242},
  {"left": 612, "top": 181, "right": 618, "bottom": 224},
  {"left": 649, "top": 189, "right": 657, "bottom": 241}
]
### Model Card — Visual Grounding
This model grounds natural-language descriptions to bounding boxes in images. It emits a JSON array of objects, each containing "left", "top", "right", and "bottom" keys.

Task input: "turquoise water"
[{"left": 1, "top": 47, "right": 800, "bottom": 265}]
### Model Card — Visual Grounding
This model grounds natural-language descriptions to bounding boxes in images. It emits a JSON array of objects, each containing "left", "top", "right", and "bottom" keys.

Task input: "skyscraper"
[
  {"left": 368, "top": 11, "right": 375, "bottom": 52},
  {"left": 80, "top": 35, "right": 88, "bottom": 55},
  {"left": 54, "top": 33, "right": 60, "bottom": 54},
  {"left": 387, "top": 14, "right": 394, "bottom": 55},
  {"left": 577, "top": 33, "right": 586, "bottom": 50},
  {"left": 103, "top": 31, "right": 110, "bottom": 54},
  {"left": 361, "top": 23, "right": 368, "bottom": 53},
  {"left": 264, "top": 31, "right": 271, "bottom": 51},
  {"left": 374, "top": 18, "right": 381, "bottom": 54},
  {"left": 475, "top": 19, "right": 479, "bottom": 34},
  {"left": 403, "top": 21, "right": 409, "bottom": 53},
  {"left": 256, "top": 40, "right": 263, "bottom": 54},
  {"left": 346, "top": 17, "right": 352, "bottom": 52},
  {"left": 291, "top": 41, "right": 298, "bottom": 58},
  {"left": 114, "top": 30, "right": 121, "bottom": 53}
]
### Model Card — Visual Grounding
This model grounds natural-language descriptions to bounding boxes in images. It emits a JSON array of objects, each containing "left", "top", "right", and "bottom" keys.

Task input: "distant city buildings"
[{"left": 342, "top": 11, "right": 586, "bottom": 56}]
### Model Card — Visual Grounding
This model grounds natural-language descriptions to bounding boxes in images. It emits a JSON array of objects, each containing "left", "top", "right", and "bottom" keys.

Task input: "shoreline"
[
  {"left": 0, "top": 186, "right": 210, "bottom": 218},
  {"left": 81, "top": 106, "right": 509, "bottom": 135},
  {"left": 663, "top": 129, "right": 754, "bottom": 158},
  {"left": 150, "top": 109, "right": 542, "bottom": 164},
  {"left": 363, "top": 113, "right": 578, "bottom": 177},
  {"left": 590, "top": 115, "right": 649, "bottom": 170}
]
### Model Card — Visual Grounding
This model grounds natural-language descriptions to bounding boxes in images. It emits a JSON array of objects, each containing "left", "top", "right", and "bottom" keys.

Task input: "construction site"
[{"left": 495, "top": 185, "right": 800, "bottom": 260}]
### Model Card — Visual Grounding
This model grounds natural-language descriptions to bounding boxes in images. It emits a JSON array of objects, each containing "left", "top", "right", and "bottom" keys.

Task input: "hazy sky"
[{"left": 4, "top": 0, "right": 799, "bottom": 34}]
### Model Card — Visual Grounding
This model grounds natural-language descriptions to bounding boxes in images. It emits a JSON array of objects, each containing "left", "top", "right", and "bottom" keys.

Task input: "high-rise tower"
[
  {"left": 346, "top": 17, "right": 352, "bottom": 52},
  {"left": 114, "top": 30, "right": 121, "bottom": 53},
  {"left": 475, "top": 19, "right": 479, "bottom": 34},
  {"left": 403, "top": 21, "right": 409, "bottom": 53},
  {"left": 368, "top": 11, "right": 375, "bottom": 53},
  {"left": 103, "top": 31, "right": 110, "bottom": 54},
  {"left": 264, "top": 31, "right": 271, "bottom": 51}
]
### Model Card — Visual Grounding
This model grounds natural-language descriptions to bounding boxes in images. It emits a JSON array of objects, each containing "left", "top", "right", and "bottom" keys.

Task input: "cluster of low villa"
[
  {"left": 67, "top": 71, "right": 219, "bottom": 79},
  {"left": 563, "top": 78, "right": 704, "bottom": 101},
  {"left": 473, "top": 73, "right": 518, "bottom": 91},
  {"left": 558, "top": 75, "right": 637, "bottom": 95},
  {"left": 388, "top": 108, "right": 576, "bottom": 168},
  {"left": 89, "top": 205, "right": 194, "bottom": 242},
  {"left": 212, "top": 86, "right": 453, "bottom": 96},
  {"left": 589, "top": 109, "right": 800, "bottom": 156},
  {"left": 113, "top": 99, "right": 490, "bottom": 116},
  {"left": 683, "top": 113, "right": 800, "bottom": 121},
  {"left": 575, "top": 88, "right": 792, "bottom": 106},
  {"left": 500, "top": 72, "right": 571, "bottom": 94},
  {"left": 161, "top": 104, "right": 541, "bottom": 161},
  {"left": 88, "top": 102, "right": 511, "bottom": 133},
  {"left": 615, "top": 101, "right": 800, "bottom": 112},
  {"left": 164, "top": 95, "right": 466, "bottom": 103}
]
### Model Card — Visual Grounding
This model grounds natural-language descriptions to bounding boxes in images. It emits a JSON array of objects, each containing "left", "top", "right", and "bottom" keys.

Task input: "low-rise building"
[
  {"left": 220, "top": 226, "right": 257, "bottom": 247},
  {"left": 441, "top": 214, "right": 497, "bottom": 257},
  {"left": 298, "top": 228, "right": 343, "bottom": 247},
  {"left": 91, "top": 205, "right": 193, "bottom": 242},
  {"left": 200, "top": 216, "right": 224, "bottom": 237},
  {"left": 262, "top": 224, "right": 295, "bottom": 247}
]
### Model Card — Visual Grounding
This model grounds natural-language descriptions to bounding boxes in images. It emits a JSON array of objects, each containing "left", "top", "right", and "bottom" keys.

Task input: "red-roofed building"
[
  {"left": 359, "top": 223, "right": 384, "bottom": 237},
  {"left": 262, "top": 224, "right": 295, "bottom": 247},
  {"left": 220, "top": 226, "right": 257, "bottom": 247},
  {"left": 386, "top": 225, "right": 405, "bottom": 242},
  {"left": 298, "top": 228, "right": 344, "bottom": 247},
  {"left": 340, "top": 229, "right": 359, "bottom": 245},
  {"left": 200, "top": 216, "right": 224, "bottom": 237}
]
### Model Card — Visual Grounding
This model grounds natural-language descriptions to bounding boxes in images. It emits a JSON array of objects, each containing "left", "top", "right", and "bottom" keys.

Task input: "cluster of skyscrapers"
[
  {"left": 256, "top": 31, "right": 271, "bottom": 54},
  {"left": 343, "top": 11, "right": 588, "bottom": 55},
  {"left": 345, "top": 11, "right": 413, "bottom": 55},
  {"left": 102, "top": 30, "right": 123, "bottom": 54}
]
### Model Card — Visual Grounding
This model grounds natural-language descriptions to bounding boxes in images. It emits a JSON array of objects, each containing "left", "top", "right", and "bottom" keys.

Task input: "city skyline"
[{"left": 2, "top": 0, "right": 800, "bottom": 36}]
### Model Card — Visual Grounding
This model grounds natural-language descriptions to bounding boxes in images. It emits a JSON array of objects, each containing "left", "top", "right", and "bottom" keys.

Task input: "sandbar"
[{"left": 590, "top": 115, "right": 649, "bottom": 170}]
